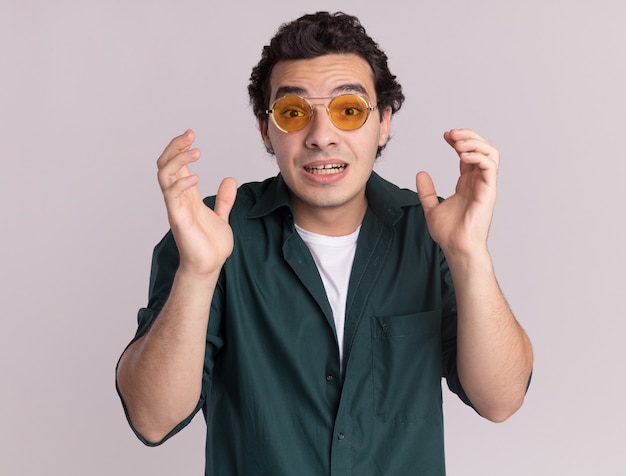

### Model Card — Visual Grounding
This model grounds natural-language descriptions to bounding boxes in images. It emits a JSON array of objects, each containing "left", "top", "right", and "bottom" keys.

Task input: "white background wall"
[{"left": 2, "top": 0, "right": 624, "bottom": 474}]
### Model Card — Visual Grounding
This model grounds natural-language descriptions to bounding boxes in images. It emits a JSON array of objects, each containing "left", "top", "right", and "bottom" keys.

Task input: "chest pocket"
[{"left": 371, "top": 310, "right": 443, "bottom": 423}]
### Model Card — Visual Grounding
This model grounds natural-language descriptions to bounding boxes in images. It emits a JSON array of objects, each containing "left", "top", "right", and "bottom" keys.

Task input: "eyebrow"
[{"left": 273, "top": 83, "right": 370, "bottom": 100}]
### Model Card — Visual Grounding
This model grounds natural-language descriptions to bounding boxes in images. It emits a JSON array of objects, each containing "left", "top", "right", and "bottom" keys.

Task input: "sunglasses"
[{"left": 265, "top": 94, "right": 377, "bottom": 133}]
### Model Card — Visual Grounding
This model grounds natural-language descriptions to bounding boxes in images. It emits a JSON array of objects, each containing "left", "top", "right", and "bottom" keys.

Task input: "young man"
[{"left": 116, "top": 11, "right": 533, "bottom": 475}]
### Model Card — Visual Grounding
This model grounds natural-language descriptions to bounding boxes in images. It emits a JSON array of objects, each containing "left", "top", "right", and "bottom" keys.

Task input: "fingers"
[
  {"left": 155, "top": 131, "right": 238, "bottom": 225},
  {"left": 444, "top": 129, "right": 500, "bottom": 171},
  {"left": 157, "top": 130, "right": 200, "bottom": 192},
  {"left": 161, "top": 170, "right": 202, "bottom": 207},
  {"left": 157, "top": 129, "right": 195, "bottom": 169},
  {"left": 443, "top": 128, "right": 490, "bottom": 148},
  {"left": 415, "top": 171, "right": 439, "bottom": 212}
]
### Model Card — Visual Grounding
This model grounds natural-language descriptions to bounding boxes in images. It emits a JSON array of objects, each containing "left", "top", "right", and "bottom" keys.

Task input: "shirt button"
[
  {"left": 326, "top": 374, "right": 335, "bottom": 382},
  {"left": 337, "top": 432, "right": 345, "bottom": 440}
]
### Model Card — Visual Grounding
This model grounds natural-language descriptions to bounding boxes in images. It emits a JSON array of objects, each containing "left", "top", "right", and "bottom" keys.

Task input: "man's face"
[{"left": 260, "top": 54, "right": 391, "bottom": 230}]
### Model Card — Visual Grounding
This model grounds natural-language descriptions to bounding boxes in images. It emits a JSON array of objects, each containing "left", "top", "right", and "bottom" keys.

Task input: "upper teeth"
[{"left": 309, "top": 164, "right": 345, "bottom": 170}]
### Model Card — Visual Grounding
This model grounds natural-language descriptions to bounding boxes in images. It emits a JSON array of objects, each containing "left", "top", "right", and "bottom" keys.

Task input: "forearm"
[
  {"left": 116, "top": 269, "right": 218, "bottom": 442},
  {"left": 447, "top": 249, "right": 533, "bottom": 422}
]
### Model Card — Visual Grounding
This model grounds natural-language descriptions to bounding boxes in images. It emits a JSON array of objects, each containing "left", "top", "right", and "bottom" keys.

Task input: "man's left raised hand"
[{"left": 416, "top": 128, "right": 500, "bottom": 258}]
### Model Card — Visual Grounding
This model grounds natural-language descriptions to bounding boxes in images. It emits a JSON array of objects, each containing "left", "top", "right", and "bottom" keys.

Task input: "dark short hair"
[{"left": 248, "top": 11, "right": 405, "bottom": 156}]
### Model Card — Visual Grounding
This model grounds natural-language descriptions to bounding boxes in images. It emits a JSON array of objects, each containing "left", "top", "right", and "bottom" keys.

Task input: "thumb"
[
  {"left": 214, "top": 177, "right": 237, "bottom": 221},
  {"left": 415, "top": 171, "right": 439, "bottom": 212}
]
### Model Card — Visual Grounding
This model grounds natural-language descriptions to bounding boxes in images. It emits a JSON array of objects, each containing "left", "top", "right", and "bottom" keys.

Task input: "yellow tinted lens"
[
  {"left": 272, "top": 96, "right": 312, "bottom": 132},
  {"left": 328, "top": 95, "right": 369, "bottom": 130}
]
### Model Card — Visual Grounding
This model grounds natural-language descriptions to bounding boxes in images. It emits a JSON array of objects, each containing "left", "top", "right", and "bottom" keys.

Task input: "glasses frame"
[{"left": 265, "top": 94, "right": 377, "bottom": 133}]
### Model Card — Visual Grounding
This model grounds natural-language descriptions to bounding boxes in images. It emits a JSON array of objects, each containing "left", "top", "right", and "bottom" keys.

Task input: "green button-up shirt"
[{"left": 122, "top": 172, "right": 471, "bottom": 475}]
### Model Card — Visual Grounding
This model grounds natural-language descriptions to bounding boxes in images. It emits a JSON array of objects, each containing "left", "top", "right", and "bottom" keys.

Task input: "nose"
[{"left": 304, "top": 103, "right": 340, "bottom": 150}]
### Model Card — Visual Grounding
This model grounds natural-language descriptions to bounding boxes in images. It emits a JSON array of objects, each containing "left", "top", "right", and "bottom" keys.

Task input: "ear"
[
  {"left": 378, "top": 106, "right": 393, "bottom": 148},
  {"left": 258, "top": 117, "right": 274, "bottom": 153}
]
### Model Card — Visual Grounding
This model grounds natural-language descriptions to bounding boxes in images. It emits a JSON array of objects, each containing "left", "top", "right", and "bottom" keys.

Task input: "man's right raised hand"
[{"left": 156, "top": 129, "right": 237, "bottom": 278}]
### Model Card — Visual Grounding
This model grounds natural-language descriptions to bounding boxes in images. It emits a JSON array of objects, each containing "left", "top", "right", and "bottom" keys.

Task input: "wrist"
[
  {"left": 443, "top": 246, "right": 493, "bottom": 279},
  {"left": 175, "top": 264, "right": 221, "bottom": 286}
]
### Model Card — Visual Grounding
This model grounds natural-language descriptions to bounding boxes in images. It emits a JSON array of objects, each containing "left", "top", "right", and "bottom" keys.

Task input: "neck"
[{"left": 292, "top": 196, "right": 367, "bottom": 236}]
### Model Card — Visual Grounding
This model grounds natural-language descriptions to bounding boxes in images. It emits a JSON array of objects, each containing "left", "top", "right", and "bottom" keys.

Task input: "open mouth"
[{"left": 304, "top": 164, "right": 348, "bottom": 175}]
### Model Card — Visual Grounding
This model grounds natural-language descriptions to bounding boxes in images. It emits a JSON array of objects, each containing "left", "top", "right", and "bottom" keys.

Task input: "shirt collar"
[
  {"left": 247, "top": 174, "right": 293, "bottom": 219},
  {"left": 247, "top": 172, "right": 422, "bottom": 225},
  {"left": 364, "top": 172, "right": 421, "bottom": 226}
]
